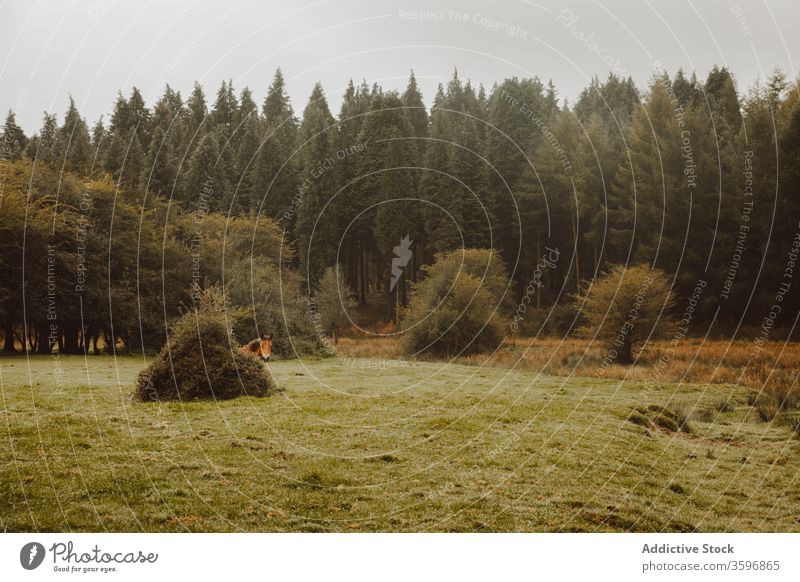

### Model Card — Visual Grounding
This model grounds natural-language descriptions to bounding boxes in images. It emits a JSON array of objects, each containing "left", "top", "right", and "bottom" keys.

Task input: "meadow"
[{"left": 1, "top": 350, "right": 799, "bottom": 532}]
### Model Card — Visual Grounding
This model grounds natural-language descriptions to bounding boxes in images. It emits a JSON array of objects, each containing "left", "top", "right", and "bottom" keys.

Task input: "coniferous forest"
[{"left": 2, "top": 66, "right": 799, "bottom": 354}]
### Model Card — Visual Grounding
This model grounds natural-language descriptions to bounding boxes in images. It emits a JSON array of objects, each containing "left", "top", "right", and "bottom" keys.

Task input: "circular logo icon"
[{"left": 20, "top": 542, "right": 46, "bottom": 570}]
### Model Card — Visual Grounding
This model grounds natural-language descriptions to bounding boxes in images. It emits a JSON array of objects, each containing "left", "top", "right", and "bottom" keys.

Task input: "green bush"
[
  {"left": 576, "top": 264, "right": 676, "bottom": 363},
  {"left": 135, "top": 288, "right": 276, "bottom": 401},
  {"left": 225, "top": 258, "right": 327, "bottom": 358},
  {"left": 313, "top": 266, "right": 357, "bottom": 344},
  {"left": 400, "top": 249, "right": 510, "bottom": 358}
]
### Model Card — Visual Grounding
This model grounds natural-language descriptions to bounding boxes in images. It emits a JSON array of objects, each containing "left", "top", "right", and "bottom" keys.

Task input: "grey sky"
[{"left": 1, "top": 0, "right": 797, "bottom": 132}]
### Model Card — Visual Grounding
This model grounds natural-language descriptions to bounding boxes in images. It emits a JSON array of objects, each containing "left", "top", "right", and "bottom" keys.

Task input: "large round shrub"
[
  {"left": 576, "top": 264, "right": 676, "bottom": 363},
  {"left": 400, "top": 249, "right": 510, "bottom": 357},
  {"left": 135, "top": 289, "right": 276, "bottom": 401}
]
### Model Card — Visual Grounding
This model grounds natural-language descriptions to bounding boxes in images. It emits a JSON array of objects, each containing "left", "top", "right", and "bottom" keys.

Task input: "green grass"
[{"left": 1, "top": 355, "right": 799, "bottom": 532}]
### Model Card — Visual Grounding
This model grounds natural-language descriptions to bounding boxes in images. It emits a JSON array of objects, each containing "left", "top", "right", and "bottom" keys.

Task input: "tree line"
[{"left": 1, "top": 66, "right": 799, "bottom": 353}]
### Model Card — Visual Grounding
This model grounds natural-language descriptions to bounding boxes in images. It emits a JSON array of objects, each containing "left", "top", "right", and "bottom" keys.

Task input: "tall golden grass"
[{"left": 336, "top": 335, "right": 799, "bottom": 398}]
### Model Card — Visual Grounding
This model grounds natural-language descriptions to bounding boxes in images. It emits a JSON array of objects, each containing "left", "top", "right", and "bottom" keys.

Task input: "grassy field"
[{"left": 1, "top": 354, "right": 799, "bottom": 532}]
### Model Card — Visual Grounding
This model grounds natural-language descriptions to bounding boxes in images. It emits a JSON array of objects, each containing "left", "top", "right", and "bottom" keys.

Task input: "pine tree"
[
  {"left": 337, "top": 80, "right": 378, "bottom": 294},
  {"left": 401, "top": 70, "right": 429, "bottom": 144},
  {"left": 419, "top": 85, "right": 456, "bottom": 254},
  {"left": 184, "top": 82, "right": 208, "bottom": 149},
  {"left": 258, "top": 69, "right": 299, "bottom": 226},
  {"left": 211, "top": 80, "right": 237, "bottom": 137},
  {"left": 612, "top": 75, "right": 683, "bottom": 268},
  {"left": 337, "top": 79, "right": 370, "bottom": 183},
  {"left": 27, "top": 113, "right": 59, "bottom": 164},
  {"left": 120, "top": 128, "right": 144, "bottom": 191},
  {"left": 705, "top": 66, "right": 742, "bottom": 136},
  {"left": 141, "top": 125, "right": 177, "bottom": 197},
  {"left": 127, "top": 87, "right": 151, "bottom": 147},
  {"left": 295, "top": 82, "right": 339, "bottom": 290},
  {"left": 59, "top": 96, "right": 92, "bottom": 174},
  {"left": 354, "top": 90, "right": 421, "bottom": 316},
  {"left": 1, "top": 110, "right": 27, "bottom": 160},
  {"left": 90, "top": 117, "right": 106, "bottom": 166},
  {"left": 237, "top": 87, "right": 258, "bottom": 126},
  {"left": 234, "top": 111, "right": 262, "bottom": 214},
  {"left": 484, "top": 77, "right": 548, "bottom": 277},
  {"left": 183, "top": 130, "right": 229, "bottom": 213},
  {"left": 109, "top": 92, "right": 130, "bottom": 136}
]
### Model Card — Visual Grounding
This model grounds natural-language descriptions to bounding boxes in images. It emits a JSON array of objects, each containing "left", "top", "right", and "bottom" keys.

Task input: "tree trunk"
[
  {"left": 536, "top": 230, "right": 542, "bottom": 309},
  {"left": 15, "top": 325, "right": 27, "bottom": 353},
  {"left": 62, "top": 325, "right": 79, "bottom": 354},
  {"left": 28, "top": 323, "right": 37, "bottom": 353},
  {"left": 3, "top": 322, "right": 15, "bottom": 353},
  {"left": 360, "top": 240, "right": 367, "bottom": 304},
  {"left": 36, "top": 321, "right": 51, "bottom": 354},
  {"left": 617, "top": 337, "right": 633, "bottom": 364},
  {"left": 411, "top": 244, "right": 417, "bottom": 284},
  {"left": 385, "top": 274, "right": 394, "bottom": 323},
  {"left": 571, "top": 204, "right": 581, "bottom": 292}
]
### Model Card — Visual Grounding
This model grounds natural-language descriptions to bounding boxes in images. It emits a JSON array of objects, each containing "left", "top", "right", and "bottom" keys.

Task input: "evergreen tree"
[
  {"left": 355, "top": 90, "right": 420, "bottom": 316},
  {"left": 257, "top": 68, "right": 299, "bottom": 225},
  {"left": 1, "top": 110, "right": 27, "bottom": 160},
  {"left": 109, "top": 92, "right": 130, "bottom": 136},
  {"left": 295, "top": 82, "right": 339, "bottom": 289},
  {"left": 141, "top": 125, "right": 177, "bottom": 197},
  {"left": 705, "top": 66, "right": 742, "bottom": 135},
  {"left": 211, "top": 79, "right": 237, "bottom": 137},
  {"left": 401, "top": 70, "right": 429, "bottom": 145},
  {"left": 59, "top": 96, "right": 92, "bottom": 173},
  {"left": 314, "top": 265, "right": 357, "bottom": 344},
  {"left": 183, "top": 130, "right": 229, "bottom": 213},
  {"left": 184, "top": 82, "right": 208, "bottom": 149},
  {"left": 237, "top": 87, "right": 258, "bottom": 126},
  {"left": 90, "top": 117, "right": 106, "bottom": 166},
  {"left": 127, "top": 87, "right": 151, "bottom": 146},
  {"left": 336, "top": 79, "right": 373, "bottom": 300},
  {"left": 120, "top": 128, "right": 144, "bottom": 192},
  {"left": 234, "top": 111, "right": 262, "bottom": 214},
  {"left": 27, "top": 113, "right": 59, "bottom": 164}
]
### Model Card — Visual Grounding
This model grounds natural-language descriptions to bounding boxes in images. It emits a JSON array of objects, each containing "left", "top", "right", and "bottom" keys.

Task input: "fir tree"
[
  {"left": 1, "top": 110, "right": 27, "bottom": 160},
  {"left": 295, "top": 82, "right": 339, "bottom": 289},
  {"left": 59, "top": 96, "right": 92, "bottom": 174}
]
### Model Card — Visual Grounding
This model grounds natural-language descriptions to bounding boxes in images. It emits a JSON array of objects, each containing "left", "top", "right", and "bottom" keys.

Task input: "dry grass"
[
  {"left": 335, "top": 337, "right": 404, "bottom": 359},
  {"left": 337, "top": 336, "right": 800, "bottom": 394}
]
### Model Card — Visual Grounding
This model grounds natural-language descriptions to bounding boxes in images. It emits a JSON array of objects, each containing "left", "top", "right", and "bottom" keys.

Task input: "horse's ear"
[{"left": 266, "top": 333, "right": 273, "bottom": 341}]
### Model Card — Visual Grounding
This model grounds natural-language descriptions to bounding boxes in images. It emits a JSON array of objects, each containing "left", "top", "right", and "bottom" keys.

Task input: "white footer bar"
[{"left": 1, "top": 533, "right": 797, "bottom": 581}]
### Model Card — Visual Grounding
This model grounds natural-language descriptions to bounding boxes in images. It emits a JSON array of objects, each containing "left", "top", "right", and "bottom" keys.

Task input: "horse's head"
[{"left": 258, "top": 334, "right": 273, "bottom": 362}]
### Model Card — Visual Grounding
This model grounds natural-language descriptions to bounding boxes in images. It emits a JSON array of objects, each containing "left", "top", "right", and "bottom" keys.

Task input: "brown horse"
[{"left": 242, "top": 333, "right": 273, "bottom": 362}]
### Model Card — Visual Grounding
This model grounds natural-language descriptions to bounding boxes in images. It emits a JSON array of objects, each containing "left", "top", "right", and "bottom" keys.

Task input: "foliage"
[
  {"left": 3, "top": 65, "right": 800, "bottom": 360},
  {"left": 313, "top": 266, "right": 357, "bottom": 343},
  {"left": 576, "top": 264, "right": 676, "bottom": 363},
  {"left": 135, "top": 288, "right": 275, "bottom": 401},
  {"left": 225, "top": 258, "right": 327, "bottom": 358},
  {"left": 401, "top": 249, "right": 509, "bottom": 357}
]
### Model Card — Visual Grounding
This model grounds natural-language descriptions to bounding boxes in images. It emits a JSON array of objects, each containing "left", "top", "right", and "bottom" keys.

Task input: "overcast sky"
[{"left": 1, "top": 0, "right": 798, "bottom": 132}]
